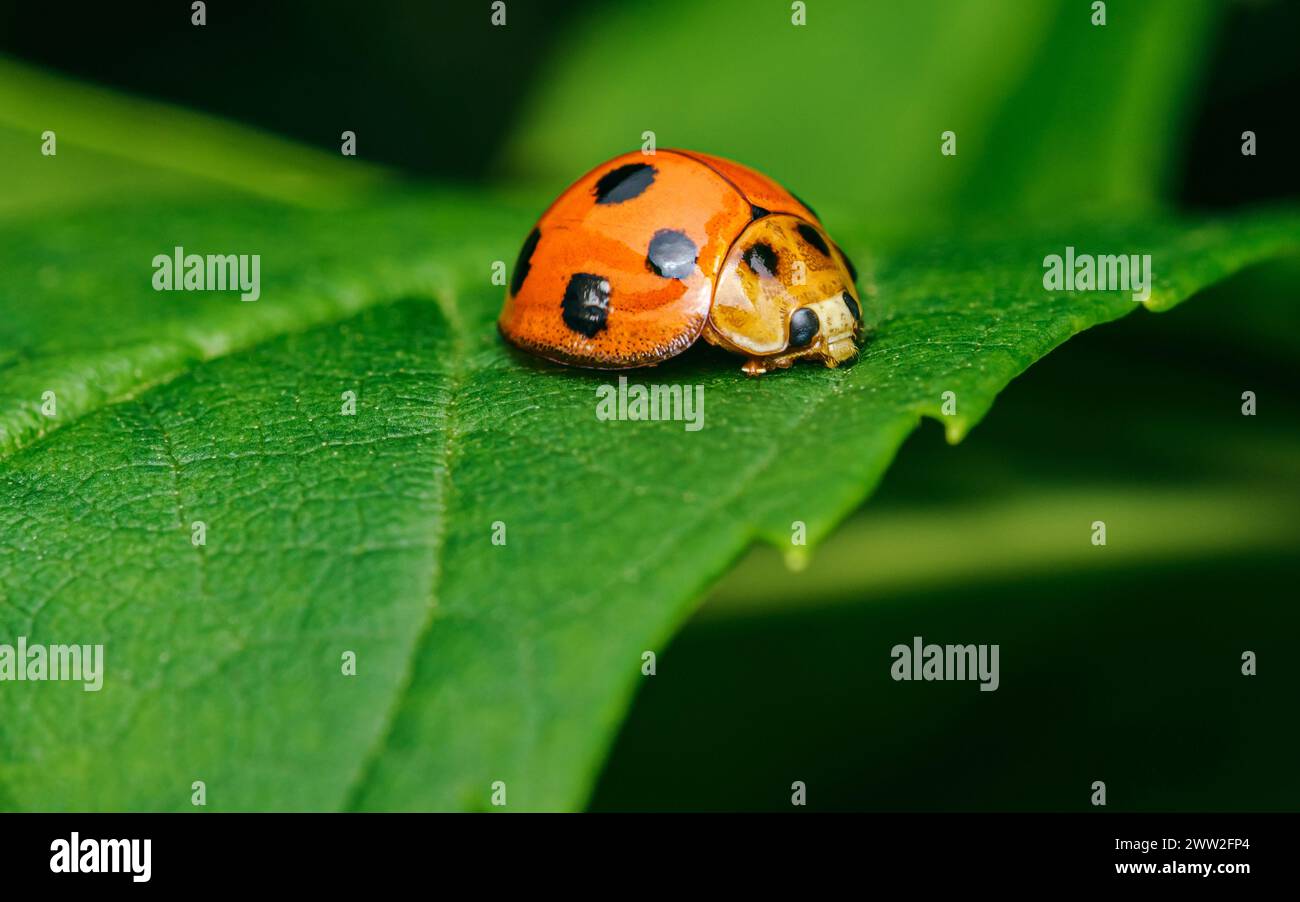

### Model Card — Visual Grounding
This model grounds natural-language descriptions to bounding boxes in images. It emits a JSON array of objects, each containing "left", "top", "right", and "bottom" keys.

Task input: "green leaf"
[
  {"left": 1, "top": 184, "right": 1296, "bottom": 810},
  {"left": 501, "top": 0, "right": 1218, "bottom": 237},
  {"left": 0, "top": 56, "right": 392, "bottom": 216}
]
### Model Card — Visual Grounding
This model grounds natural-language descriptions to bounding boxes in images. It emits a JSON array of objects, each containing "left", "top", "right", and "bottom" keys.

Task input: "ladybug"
[{"left": 498, "top": 149, "right": 864, "bottom": 376}]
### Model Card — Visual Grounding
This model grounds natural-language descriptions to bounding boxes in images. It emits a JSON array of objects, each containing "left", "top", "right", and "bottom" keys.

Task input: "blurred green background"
[{"left": 2, "top": 0, "right": 1297, "bottom": 810}]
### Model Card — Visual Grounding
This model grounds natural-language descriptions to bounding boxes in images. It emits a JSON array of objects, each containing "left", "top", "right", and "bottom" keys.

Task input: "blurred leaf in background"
[
  {"left": 503, "top": 0, "right": 1219, "bottom": 240},
  {"left": 0, "top": 56, "right": 393, "bottom": 215},
  {"left": 0, "top": 0, "right": 592, "bottom": 182}
]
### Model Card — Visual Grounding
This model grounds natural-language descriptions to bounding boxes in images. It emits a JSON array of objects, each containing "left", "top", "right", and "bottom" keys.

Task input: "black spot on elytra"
[
  {"left": 593, "top": 163, "right": 656, "bottom": 204},
  {"left": 796, "top": 223, "right": 830, "bottom": 256},
  {"left": 789, "top": 307, "right": 820, "bottom": 348},
  {"left": 792, "top": 191, "right": 819, "bottom": 220},
  {"left": 750, "top": 203, "right": 770, "bottom": 220},
  {"left": 744, "top": 242, "right": 778, "bottom": 278},
  {"left": 646, "top": 229, "right": 697, "bottom": 280},
  {"left": 841, "top": 291, "right": 861, "bottom": 321},
  {"left": 837, "top": 245, "right": 859, "bottom": 283},
  {"left": 510, "top": 228, "right": 540, "bottom": 295},
  {"left": 562, "top": 273, "right": 612, "bottom": 338}
]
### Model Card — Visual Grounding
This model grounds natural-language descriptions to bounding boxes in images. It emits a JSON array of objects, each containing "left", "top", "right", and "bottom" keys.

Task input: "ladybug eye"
[
  {"left": 789, "top": 307, "right": 820, "bottom": 348},
  {"left": 841, "top": 291, "right": 861, "bottom": 321}
]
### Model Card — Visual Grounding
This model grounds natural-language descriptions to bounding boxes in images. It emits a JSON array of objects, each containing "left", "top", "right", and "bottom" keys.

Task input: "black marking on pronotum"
[
  {"left": 646, "top": 229, "right": 698, "bottom": 280},
  {"left": 750, "top": 203, "right": 771, "bottom": 220},
  {"left": 841, "top": 290, "right": 861, "bottom": 321},
  {"left": 561, "top": 272, "right": 612, "bottom": 338},
  {"left": 836, "top": 244, "right": 859, "bottom": 283},
  {"left": 796, "top": 223, "right": 830, "bottom": 256},
  {"left": 792, "top": 191, "right": 819, "bottom": 220},
  {"left": 744, "top": 242, "right": 778, "bottom": 278},
  {"left": 511, "top": 228, "right": 541, "bottom": 295},
  {"left": 593, "top": 163, "right": 656, "bottom": 204},
  {"left": 789, "top": 307, "right": 820, "bottom": 348}
]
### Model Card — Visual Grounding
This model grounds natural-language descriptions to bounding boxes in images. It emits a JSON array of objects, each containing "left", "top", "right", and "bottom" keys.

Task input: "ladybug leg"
[{"left": 742, "top": 355, "right": 798, "bottom": 376}]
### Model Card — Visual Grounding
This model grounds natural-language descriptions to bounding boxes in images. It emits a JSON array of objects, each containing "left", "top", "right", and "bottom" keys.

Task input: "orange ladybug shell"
[{"left": 499, "top": 149, "right": 819, "bottom": 368}]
